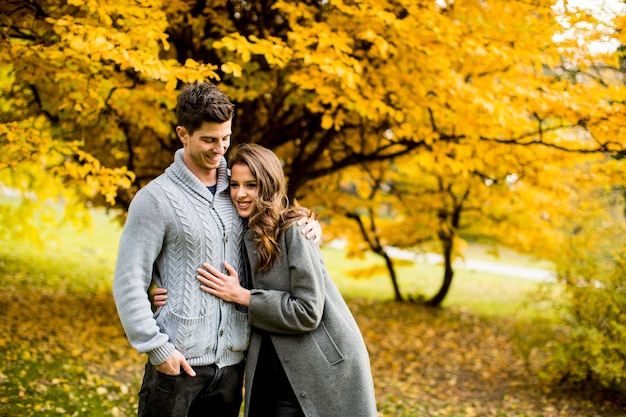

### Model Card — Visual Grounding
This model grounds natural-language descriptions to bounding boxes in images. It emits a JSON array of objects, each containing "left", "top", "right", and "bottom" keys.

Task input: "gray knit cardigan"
[{"left": 113, "top": 149, "right": 249, "bottom": 368}]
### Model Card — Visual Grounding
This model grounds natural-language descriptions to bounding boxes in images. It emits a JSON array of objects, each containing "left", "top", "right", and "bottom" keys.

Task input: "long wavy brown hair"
[{"left": 229, "top": 143, "right": 313, "bottom": 272}]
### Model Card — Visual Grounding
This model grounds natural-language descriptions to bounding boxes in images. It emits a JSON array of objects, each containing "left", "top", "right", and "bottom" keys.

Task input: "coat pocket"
[{"left": 311, "top": 322, "right": 344, "bottom": 365}]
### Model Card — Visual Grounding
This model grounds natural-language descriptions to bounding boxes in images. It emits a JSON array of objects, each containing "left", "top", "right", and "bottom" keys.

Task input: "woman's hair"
[{"left": 229, "top": 143, "right": 312, "bottom": 272}]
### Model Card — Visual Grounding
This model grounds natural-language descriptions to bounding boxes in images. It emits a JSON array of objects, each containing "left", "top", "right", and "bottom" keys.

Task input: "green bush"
[{"left": 528, "top": 222, "right": 626, "bottom": 391}]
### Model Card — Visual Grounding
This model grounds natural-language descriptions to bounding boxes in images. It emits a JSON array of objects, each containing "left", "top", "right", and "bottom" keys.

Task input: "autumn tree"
[
  {"left": 291, "top": 0, "right": 623, "bottom": 304},
  {"left": 0, "top": 0, "right": 221, "bottom": 243},
  {"left": 1, "top": 0, "right": 625, "bottom": 278}
]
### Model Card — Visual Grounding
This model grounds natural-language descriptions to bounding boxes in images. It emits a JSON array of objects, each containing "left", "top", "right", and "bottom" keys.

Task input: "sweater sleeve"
[
  {"left": 112, "top": 189, "right": 174, "bottom": 365},
  {"left": 248, "top": 225, "right": 326, "bottom": 334}
]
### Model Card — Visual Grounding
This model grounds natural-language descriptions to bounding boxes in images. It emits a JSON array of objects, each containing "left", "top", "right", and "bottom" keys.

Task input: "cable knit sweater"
[{"left": 113, "top": 149, "right": 249, "bottom": 368}]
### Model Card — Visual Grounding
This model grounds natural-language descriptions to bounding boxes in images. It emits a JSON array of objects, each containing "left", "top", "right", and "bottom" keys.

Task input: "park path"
[{"left": 384, "top": 247, "right": 557, "bottom": 282}]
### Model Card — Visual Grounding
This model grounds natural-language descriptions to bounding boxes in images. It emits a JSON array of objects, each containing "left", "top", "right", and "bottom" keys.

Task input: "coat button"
[
  {"left": 219, "top": 329, "right": 224, "bottom": 336},
  {"left": 300, "top": 392, "right": 306, "bottom": 398},
  {"left": 283, "top": 358, "right": 290, "bottom": 363}
]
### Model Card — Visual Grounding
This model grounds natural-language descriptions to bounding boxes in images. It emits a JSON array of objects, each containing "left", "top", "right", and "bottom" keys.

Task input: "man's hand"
[
  {"left": 155, "top": 349, "right": 196, "bottom": 377},
  {"left": 297, "top": 216, "right": 322, "bottom": 244},
  {"left": 152, "top": 287, "right": 168, "bottom": 307}
]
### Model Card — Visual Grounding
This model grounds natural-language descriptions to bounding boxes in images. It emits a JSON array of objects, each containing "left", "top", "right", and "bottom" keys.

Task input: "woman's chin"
[{"left": 237, "top": 209, "right": 251, "bottom": 219}]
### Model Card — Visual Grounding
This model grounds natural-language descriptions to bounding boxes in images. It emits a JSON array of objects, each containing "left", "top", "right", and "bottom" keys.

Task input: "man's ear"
[{"left": 176, "top": 126, "right": 189, "bottom": 144}]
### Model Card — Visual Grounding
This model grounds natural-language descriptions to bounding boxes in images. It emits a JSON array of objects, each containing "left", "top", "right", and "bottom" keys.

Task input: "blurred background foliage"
[{"left": 1, "top": 0, "right": 626, "bottom": 398}]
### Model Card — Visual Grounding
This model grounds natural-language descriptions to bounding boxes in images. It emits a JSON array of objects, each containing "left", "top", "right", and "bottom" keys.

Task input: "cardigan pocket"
[
  {"left": 166, "top": 309, "right": 217, "bottom": 358},
  {"left": 311, "top": 322, "right": 344, "bottom": 365},
  {"left": 228, "top": 307, "right": 250, "bottom": 352}
]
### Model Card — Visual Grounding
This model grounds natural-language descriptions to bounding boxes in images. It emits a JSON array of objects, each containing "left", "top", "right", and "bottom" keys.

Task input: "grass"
[
  {"left": 5, "top": 207, "right": 617, "bottom": 417},
  {"left": 321, "top": 246, "right": 552, "bottom": 320}
]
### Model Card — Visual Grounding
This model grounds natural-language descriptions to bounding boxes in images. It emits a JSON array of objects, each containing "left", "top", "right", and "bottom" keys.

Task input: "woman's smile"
[{"left": 230, "top": 163, "right": 258, "bottom": 218}]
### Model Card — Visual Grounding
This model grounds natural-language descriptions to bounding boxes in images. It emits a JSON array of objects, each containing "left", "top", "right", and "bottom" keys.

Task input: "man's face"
[{"left": 177, "top": 120, "right": 232, "bottom": 179}]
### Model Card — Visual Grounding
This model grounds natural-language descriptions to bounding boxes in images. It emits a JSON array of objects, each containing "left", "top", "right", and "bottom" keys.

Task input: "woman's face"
[{"left": 230, "top": 163, "right": 258, "bottom": 219}]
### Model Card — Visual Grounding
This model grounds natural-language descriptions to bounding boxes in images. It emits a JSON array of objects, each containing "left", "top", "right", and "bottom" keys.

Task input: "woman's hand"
[{"left": 197, "top": 261, "right": 251, "bottom": 307}]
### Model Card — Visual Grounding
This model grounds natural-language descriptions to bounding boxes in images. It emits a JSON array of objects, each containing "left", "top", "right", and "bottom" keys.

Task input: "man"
[{"left": 113, "top": 82, "right": 319, "bottom": 417}]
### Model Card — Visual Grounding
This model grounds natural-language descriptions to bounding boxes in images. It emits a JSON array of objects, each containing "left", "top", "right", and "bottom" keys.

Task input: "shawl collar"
[{"left": 165, "top": 148, "right": 230, "bottom": 202}]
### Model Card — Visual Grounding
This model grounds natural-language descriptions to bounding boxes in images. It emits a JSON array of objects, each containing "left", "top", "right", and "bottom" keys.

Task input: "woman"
[{"left": 197, "top": 143, "right": 378, "bottom": 417}]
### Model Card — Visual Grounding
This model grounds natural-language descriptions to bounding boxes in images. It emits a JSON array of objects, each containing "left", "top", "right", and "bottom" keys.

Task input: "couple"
[{"left": 113, "top": 82, "right": 377, "bottom": 417}]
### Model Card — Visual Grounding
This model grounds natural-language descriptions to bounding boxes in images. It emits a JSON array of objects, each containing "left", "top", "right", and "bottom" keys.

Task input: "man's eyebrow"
[{"left": 199, "top": 133, "right": 231, "bottom": 139}]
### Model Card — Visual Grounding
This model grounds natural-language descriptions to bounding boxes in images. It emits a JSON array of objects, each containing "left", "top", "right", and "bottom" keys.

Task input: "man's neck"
[
  {"left": 182, "top": 155, "right": 218, "bottom": 186},
  {"left": 199, "top": 170, "right": 218, "bottom": 187}
]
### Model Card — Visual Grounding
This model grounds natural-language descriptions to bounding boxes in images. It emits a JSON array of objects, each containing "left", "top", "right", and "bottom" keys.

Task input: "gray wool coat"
[{"left": 244, "top": 224, "right": 378, "bottom": 417}]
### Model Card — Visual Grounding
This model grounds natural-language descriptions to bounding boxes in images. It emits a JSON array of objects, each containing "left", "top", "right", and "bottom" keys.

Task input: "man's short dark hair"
[{"left": 176, "top": 82, "right": 235, "bottom": 134}]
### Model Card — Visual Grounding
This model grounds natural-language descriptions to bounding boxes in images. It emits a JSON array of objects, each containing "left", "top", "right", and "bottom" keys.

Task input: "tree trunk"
[
  {"left": 425, "top": 235, "right": 454, "bottom": 307},
  {"left": 380, "top": 249, "right": 404, "bottom": 302},
  {"left": 346, "top": 211, "right": 404, "bottom": 302}
]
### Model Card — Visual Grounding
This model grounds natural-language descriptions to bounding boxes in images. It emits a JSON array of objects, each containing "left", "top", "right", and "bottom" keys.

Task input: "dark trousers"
[
  {"left": 250, "top": 390, "right": 304, "bottom": 417},
  {"left": 137, "top": 361, "right": 244, "bottom": 417},
  {"left": 249, "top": 335, "right": 304, "bottom": 417}
]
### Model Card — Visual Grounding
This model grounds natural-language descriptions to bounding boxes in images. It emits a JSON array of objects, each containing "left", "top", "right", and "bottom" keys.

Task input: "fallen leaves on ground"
[
  {"left": 1, "top": 273, "right": 625, "bottom": 416},
  {"left": 354, "top": 300, "right": 626, "bottom": 416},
  {"left": 0, "top": 270, "right": 143, "bottom": 416}
]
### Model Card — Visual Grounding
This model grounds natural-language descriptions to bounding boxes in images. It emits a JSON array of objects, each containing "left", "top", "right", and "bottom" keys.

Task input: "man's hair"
[{"left": 176, "top": 82, "right": 235, "bottom": 134}]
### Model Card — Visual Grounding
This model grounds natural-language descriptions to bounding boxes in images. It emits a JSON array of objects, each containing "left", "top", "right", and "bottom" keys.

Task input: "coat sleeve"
[
  {"left": 248, "top": 225, "right": 326, "bottom": 334},
  {"left": 112, "top": 189, "right": 174, "bottom": 364}
]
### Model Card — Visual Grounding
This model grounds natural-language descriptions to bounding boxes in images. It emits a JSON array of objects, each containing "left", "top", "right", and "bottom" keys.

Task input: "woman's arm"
[
  {"left": 247, "top": 226, "right": 326, "bottom": 334},
  {"left": 155, "top": 260, "right": 247, "bottom": 307},
  {"left": 156, "top": 216, "right": 320, "bottom": 307},
  {"left": 196, "top": 227, "right": 325, "bottom": 334}
]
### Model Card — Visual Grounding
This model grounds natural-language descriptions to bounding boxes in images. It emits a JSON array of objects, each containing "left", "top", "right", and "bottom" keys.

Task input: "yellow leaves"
[
  {"left": 0, "top": 254, "right": 144, "bottom": 415},
  {"left": 215, "top": 33, "right": 295, "bottom": 69},
  {"left": 221, "top": 62, "right": 242, "bottom": 78},
  {"left": 358, "top": 299, "right": 542, "bottom": 413},
  {"left": 0, "top": 120, "right": 55, "bottom": 172},
  {"left": 2, "top": 117, "right": 133, "bottom": 202},
  {"left": 4, "top": 0, "right": 626, "bottom": 271},
  {"left": 38, "top": 3, "right": 214, "bottom": 86},
  {"left": 170, "top": 59, "right": 220, "bottom": 87},
  {"left": 56, "top": 150, "right": 135, "bottom": 205},
  {"left": 347, "top": 265, "right": 390, "bottom": 280},
  {"left": 357, "top": 29, "right": 391, "bottom": 58},
  {"left": 321, "top": 114, "right": 334, "bottom": 130},
  {"left": 213, "top": 33, "right": 252, "bottom": 63},
  {"left": 0, "top": 121, "right": 132, "bottom": 249}
]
